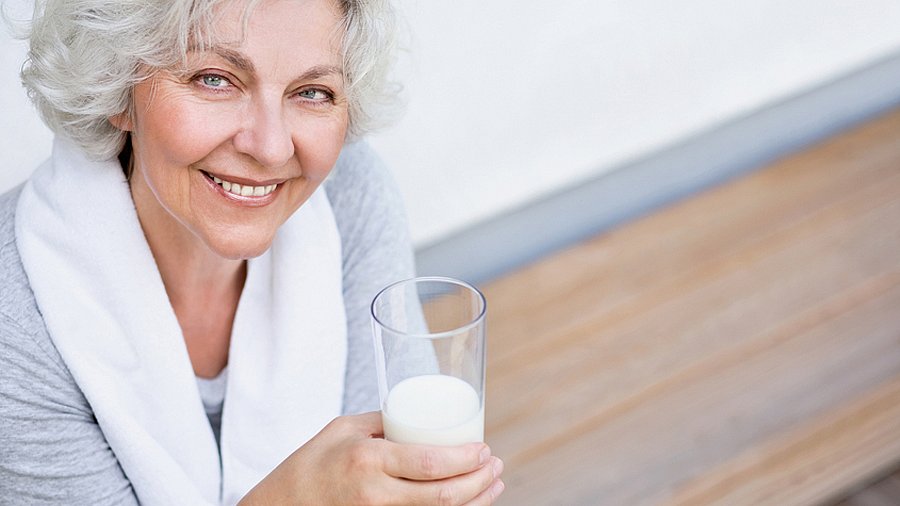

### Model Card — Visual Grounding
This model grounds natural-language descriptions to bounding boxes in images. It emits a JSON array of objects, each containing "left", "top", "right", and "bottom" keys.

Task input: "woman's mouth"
[{"left": 203, "top": 171, "right": 280, "bottom": 198}]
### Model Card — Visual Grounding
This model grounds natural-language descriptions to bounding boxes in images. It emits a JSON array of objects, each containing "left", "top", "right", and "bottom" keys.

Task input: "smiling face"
[{"left": 117, "top": 0, "right": 348, "bottom": 261}]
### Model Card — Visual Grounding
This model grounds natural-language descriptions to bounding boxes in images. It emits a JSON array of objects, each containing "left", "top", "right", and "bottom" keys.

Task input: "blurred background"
[{"left": 4, "top": 1, "right": 900, "bottom": 505}]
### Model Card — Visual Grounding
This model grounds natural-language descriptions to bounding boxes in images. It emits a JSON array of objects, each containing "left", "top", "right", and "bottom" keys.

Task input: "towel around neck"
[{"left": 15, "top": 137, "right": 348, "bottom": 505}]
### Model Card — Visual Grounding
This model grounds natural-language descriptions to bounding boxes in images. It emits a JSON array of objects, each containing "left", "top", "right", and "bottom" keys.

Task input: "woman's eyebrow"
[
  {"left": 199, "top": 46, "right": 342, "bottom": 82},
  {"left": 207, "top": 46, "right": 256, "bottom": 74},
  {"left": 297, "top": 65, "right": 343, "bottom": 81}
]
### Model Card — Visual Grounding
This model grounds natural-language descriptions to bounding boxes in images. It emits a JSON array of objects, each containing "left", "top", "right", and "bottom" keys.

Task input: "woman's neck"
[{"left": 130, "top": 171, "right": 247, "bottom": 378}]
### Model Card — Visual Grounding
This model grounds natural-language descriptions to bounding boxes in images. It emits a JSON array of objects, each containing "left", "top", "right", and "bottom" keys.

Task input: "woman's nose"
[{"left": 233, "top": 97, "right": 295, "bottom": 168}]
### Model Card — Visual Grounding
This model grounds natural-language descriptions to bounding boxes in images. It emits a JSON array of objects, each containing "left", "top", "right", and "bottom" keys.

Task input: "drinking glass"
[{"left": 371, "top": 277, "right": 486, "bottom": 446}]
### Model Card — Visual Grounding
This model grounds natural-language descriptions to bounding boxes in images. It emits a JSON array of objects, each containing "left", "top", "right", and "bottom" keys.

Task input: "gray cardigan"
[{"left": 0, "top": 142, "right": 415, "bottom": 503}]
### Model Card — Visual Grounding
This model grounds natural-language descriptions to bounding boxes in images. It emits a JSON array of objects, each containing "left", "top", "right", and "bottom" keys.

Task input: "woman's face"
[{"left": 117, "top": 0, "right": 348, "bottom": 260}]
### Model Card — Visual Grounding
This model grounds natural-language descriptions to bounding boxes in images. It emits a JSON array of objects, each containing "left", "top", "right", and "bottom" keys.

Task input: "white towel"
[{"left": 15, "top": 137, "right": 347, "bottom": 505}]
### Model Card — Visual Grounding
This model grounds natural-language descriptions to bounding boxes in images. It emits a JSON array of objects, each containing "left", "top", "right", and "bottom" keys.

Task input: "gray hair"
[{"left": 19, "top": 0, "right": 399, "bottom": 160}]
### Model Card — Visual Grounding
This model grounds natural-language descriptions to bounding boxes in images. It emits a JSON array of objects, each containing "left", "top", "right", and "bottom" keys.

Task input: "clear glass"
[{"left": 371, "top": 276, "right": 487, "bottom": 446}]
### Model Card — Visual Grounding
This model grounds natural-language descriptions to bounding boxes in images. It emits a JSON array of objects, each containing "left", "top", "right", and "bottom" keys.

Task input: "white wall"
[
  {"left": 4, "top": 0, "right": 900, "bottom": 248},
  {"left": 1, "top": 0, "right": 52, "bottom": 193}
]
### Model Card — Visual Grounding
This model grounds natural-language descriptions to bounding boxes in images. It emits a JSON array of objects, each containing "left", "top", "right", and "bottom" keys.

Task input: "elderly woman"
[{"left": 0, "top": 0, "right": 504, "bottom": 504}]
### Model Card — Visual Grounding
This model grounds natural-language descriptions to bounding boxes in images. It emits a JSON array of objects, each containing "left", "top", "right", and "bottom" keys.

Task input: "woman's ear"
[{"left": 109, "top": 112, "right": 133, "bottom": 132}]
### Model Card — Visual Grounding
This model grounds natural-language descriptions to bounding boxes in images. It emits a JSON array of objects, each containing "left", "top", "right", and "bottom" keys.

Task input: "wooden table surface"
[{"left": 481, "top": 107, "right": 900, "bottom": 506}]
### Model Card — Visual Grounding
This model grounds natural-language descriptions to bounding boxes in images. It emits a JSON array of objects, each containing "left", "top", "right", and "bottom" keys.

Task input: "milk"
[{"left": 382, "top": 374, "right": 484, "bottom": 446}]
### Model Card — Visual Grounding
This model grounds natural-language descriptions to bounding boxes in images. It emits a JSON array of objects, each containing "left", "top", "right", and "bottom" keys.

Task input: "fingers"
[
  {"left": 395, "top": 456, "right": 504, "bottom": 506},
  {"left": 311, "top": 414, "right": 506, "bottom": 505},
  {"left": 382, "top": 441, "right": 490, "bottom": 480},
  {"left": 463, "top": 478, "right": 506, "bottom": 506}
]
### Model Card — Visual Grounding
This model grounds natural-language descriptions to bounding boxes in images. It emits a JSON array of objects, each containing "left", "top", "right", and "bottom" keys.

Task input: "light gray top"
[
  {"left": 197, "top": 367, "right": 229, "bottom": 448},
  {"left": 0, "top": 141, "right": 415, "bottom": 504}
]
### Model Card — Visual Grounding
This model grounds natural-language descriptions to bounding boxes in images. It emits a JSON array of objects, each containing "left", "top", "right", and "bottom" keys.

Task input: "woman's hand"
[{"left": 239, "top": 412, "right": 505, "bottom": 505}]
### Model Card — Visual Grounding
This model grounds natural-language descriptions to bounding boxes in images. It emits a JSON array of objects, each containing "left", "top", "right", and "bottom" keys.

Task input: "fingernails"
[
  {"left": 479, "top": 445, "right": 491, "bottom": 465},
  {"left": 491, "top": 479, "right": 506, "bottom": 498},
  {"left": 492, "top": 457, "right": 504, "bottom": 478}
]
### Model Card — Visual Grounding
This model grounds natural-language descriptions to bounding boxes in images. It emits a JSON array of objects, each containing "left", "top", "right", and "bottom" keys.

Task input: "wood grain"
[
  {"left": 481, "top": 108, "right": 900, "bottom": 505},
  {"left": 833, "top": 468, "right": 900, "bottom": 506}
]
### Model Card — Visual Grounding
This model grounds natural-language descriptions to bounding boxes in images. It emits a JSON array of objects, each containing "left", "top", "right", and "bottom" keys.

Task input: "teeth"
[{"left": 208, "top": 173, "right": 278, "bottom": 197}]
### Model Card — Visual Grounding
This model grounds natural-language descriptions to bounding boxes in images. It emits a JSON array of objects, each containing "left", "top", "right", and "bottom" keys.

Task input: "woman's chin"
[{"left": 203, "top": 231, "right": 277, "bottom": 261}]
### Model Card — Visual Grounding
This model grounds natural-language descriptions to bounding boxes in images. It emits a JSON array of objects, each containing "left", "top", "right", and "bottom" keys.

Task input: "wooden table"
[{"left": 482, "top": 108, "right": 900, "bottom": 505}]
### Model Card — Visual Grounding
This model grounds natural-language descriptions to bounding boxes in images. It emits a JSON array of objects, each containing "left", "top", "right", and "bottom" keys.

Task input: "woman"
[{"left": 0, "top": 0, "right": 504, "bottom": 504}]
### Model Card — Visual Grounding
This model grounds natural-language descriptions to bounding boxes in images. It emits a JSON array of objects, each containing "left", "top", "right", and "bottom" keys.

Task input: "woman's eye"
[
  {"left": 298, "top": 88, "right": 331, "bottom": 101},
  {"left": 198, "top": 74, "right": 231, "bottom": 89}
]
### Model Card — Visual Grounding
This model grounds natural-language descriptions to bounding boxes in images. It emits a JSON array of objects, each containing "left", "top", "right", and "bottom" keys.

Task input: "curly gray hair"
[{"left": 20, "top": 0, "right": 399, "bottom": 160}]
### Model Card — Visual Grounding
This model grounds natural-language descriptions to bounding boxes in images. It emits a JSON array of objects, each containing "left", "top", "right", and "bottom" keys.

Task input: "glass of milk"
[{"left": 371, "top": 277, "right": 486, "bottom": 446}]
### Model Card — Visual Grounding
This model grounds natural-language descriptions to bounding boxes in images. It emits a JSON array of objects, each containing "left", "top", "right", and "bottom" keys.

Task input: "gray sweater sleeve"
[
  {"left": 0, "top": 188, "right": 138, "bottom": 505},
  {"left": 0, "top": 141, "right": 413, "bottom": 501},
  {"left": 326, "top": 142, "right": 417, "bottom": 415}
]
